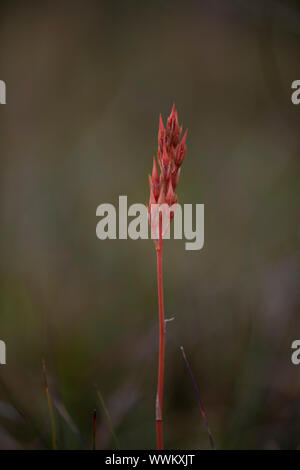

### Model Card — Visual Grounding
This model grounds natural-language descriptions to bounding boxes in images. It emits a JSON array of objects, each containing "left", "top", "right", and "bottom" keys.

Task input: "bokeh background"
[{"left": 0, "top": 0, "right": 300, "bottom": 450}]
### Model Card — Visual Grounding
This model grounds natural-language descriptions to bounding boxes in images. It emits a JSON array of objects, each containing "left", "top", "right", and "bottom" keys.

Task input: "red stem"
[{"left": 155, "top": 216, "right": 165, "bottom": 450}]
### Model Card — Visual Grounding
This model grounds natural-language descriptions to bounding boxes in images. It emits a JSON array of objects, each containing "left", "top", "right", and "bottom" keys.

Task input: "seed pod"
[
  {"left": 174, "top": 130, "right": 187, "bottom": 167},
  {"left": 152, "top": 156, "right": 159, "bottom": 184},
  {"left": 171, "top": 167, "right": 181, "bottom": 190},
  {"left": 158, "top": 185, "right": 166, "bottom": 205},
  {"left": 161, "top": 144, "right": 170, "bottom": 181},
  {"left": 166, "top": 180, "right": 176, "bottom": 206},
  {"left": 158, "top": 115, "right": 166, "bottom": 154},
  {"left": 167, "top": 104, "right": 181, "bottom": 148},
  {"left": 151, "top": 157, "right": 160, "bottom": 199}
]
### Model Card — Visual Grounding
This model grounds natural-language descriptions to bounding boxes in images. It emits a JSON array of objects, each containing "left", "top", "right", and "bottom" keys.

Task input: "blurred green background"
[{"left": 0, "top": 0, "right": 300, "bottom": 450}]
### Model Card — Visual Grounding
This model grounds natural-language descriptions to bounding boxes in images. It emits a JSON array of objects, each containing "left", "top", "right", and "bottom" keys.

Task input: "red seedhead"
[
  {"left": 148, "top": 104, "right": 187, "bottom": 210},
  {"left": 148, "top": 105, "right": 187, "bottom": 239}
]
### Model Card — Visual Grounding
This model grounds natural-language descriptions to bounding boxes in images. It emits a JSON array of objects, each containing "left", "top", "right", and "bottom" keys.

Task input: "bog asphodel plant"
[{"left": 147, "top": 105, "right": 187, "bottom": 450}]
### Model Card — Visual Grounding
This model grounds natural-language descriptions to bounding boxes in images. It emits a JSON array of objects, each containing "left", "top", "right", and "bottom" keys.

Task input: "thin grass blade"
[
  {"left": 91, "top": 408, "right": 97, "bottom": 450},
  {"left": 42, "top": 358, "right": 57, "bottom": 450},
  {"left": 54, "top": 397, "right": 88, "bottom": 449},
  {"left": 95, "top": 386, "right": 119, "bottom": 449},
  {"left": 180, "top": 346, "right": 216, "bottom": 450}
]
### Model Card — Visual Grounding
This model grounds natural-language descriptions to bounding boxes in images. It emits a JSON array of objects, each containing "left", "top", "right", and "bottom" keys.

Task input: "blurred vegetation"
[{"left": 0, "top": 0, "right": 300, "bottom": 449}]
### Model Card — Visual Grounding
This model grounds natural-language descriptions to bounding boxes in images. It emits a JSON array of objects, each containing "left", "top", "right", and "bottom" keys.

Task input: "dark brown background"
[{"left": 0, "top": 0, "right": 300, "bottom": 449}]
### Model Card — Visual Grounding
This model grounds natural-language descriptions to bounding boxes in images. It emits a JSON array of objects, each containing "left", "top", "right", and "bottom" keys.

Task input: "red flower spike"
[{"left": 148, "top": 105, "right": 187, "bottom": 228}]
